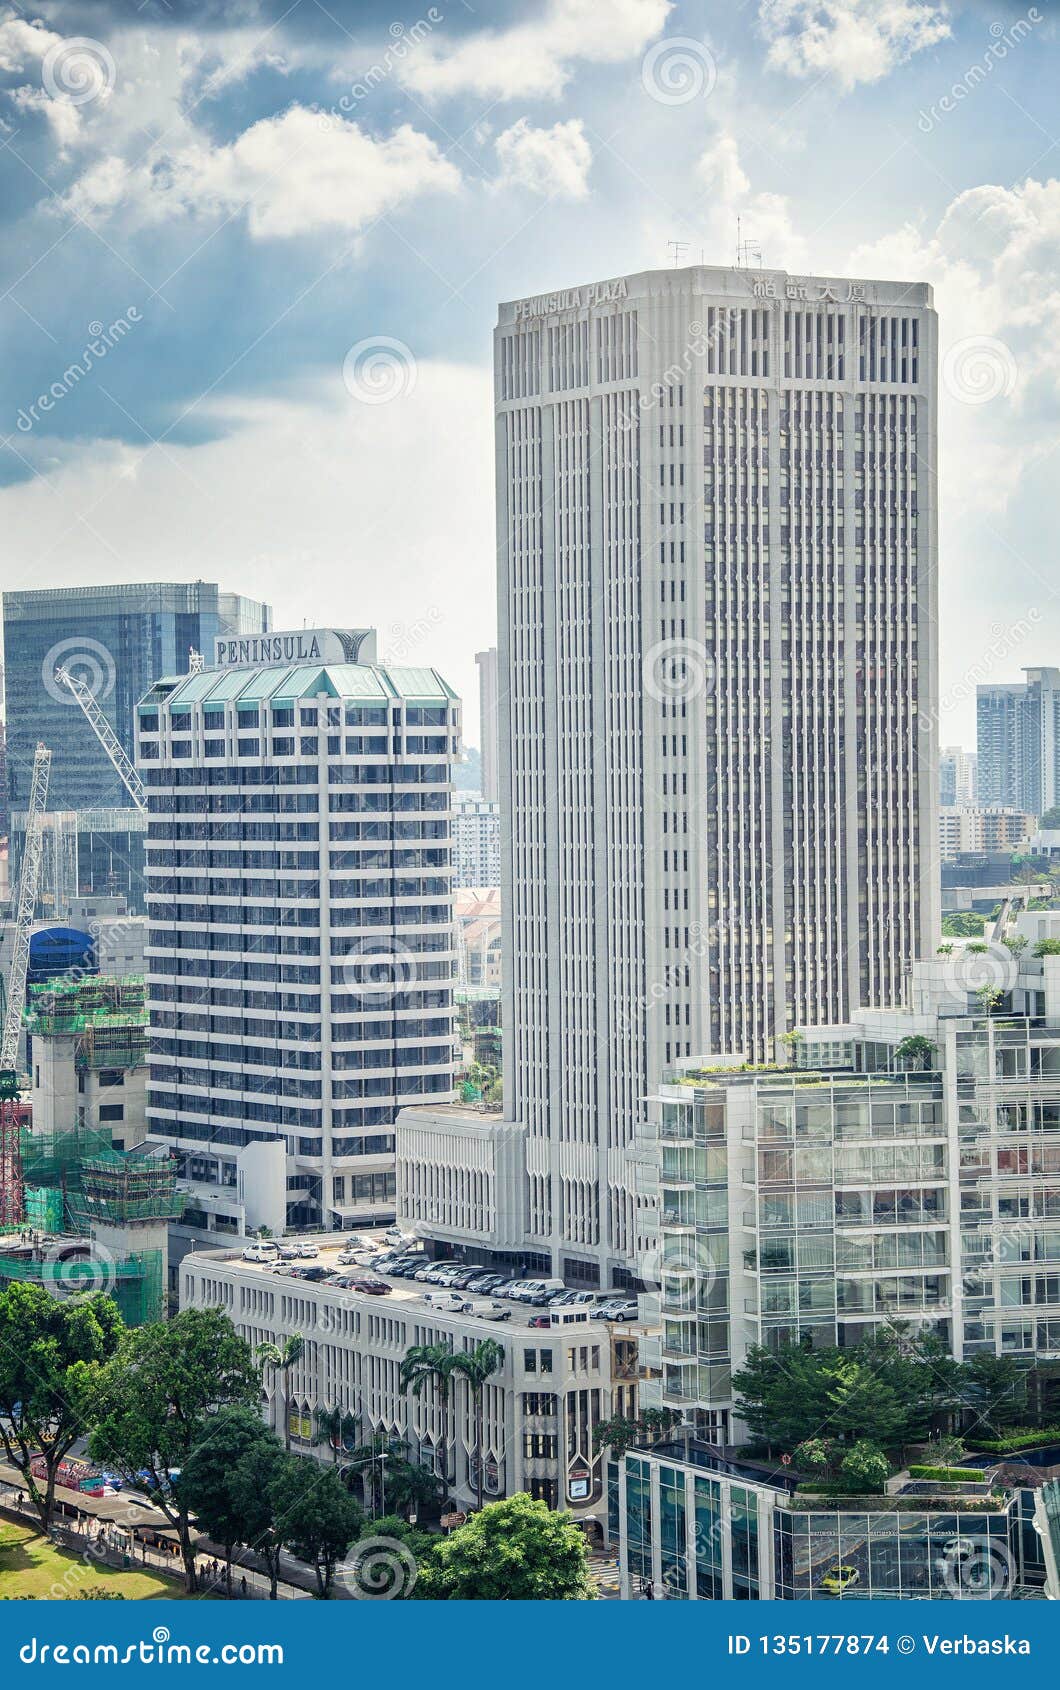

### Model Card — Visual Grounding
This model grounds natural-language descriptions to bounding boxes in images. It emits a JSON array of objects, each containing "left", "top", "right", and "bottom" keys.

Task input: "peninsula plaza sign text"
[
  {"left": 512, "top": 278, "right": 629, "bottom": 321},
  {"left": 213, "top": 628, "right": 377, "bottom": 669}
]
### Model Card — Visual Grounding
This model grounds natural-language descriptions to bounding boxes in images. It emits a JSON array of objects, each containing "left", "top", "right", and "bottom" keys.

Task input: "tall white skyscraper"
[
  {"left": 495, "top": 263, "right": 939, "bottom": 1280},
  {"left": 137, "top": 629, "right": 460, "bottom": 1239}
]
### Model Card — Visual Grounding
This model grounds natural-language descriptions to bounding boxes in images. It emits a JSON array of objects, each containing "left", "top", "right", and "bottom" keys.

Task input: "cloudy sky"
[{"left": 0, "top": 0, "right": 1056, "bottom": 743}]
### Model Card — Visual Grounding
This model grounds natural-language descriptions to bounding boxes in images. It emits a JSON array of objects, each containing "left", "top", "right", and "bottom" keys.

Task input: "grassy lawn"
[{"left": 0, "top": 1518, "right": 191, "bottom": 1600}]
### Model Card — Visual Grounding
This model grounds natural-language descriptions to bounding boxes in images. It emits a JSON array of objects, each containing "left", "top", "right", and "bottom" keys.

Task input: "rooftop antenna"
[
  {"left": 735, "top": 216, "right": 763, "bottom": 270},
  {"left": 188, "top": 647, "right": 205, "bottom": 673},
  {"left": 668, "top": 239, "right": 689, "bottom": 268}
]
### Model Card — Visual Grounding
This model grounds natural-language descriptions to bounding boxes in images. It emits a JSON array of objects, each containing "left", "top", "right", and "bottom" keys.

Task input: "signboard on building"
[{"left": 213, "top": 628, "right": 377, "bottom": 670}]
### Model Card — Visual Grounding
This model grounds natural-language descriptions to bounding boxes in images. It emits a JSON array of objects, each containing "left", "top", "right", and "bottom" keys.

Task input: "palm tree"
[
  {"left": 399, "top": 1341, "right": 456, "bottom": 1487},
  {"left": 445, "top": 1338, "right": 504, "bottom": 1512},
  {"left": 315, "top": 1406, "right": 360, "bottom": 1463},
  {"left": 257, "top": 1334, "right": 305, "bottom": 1450}
]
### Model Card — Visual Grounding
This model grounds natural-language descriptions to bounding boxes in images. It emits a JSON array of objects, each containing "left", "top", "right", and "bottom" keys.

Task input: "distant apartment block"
[
  {"left": 978, "top": 667, "right": 1060, "bottom": 815},
  {"left": 939, "top": 743, "right": 977, "bottom": 807},
  {"left": 453, "top": 793, "right": 501, "bottom": 888},
  {"left": 939, "top": 804, "right": 1034, "bottom": 861}
]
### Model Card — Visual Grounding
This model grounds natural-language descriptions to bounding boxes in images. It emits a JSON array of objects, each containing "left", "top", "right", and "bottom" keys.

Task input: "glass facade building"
[
  {"left": 3, "top": 582, "right": 270, "bottom": 812},
  {"left": 621, "top": 1445, "right": 1044, "bottom": 1600},
  {"left": 638, "top": 920, "right": 1060, "bottom": 1447}
]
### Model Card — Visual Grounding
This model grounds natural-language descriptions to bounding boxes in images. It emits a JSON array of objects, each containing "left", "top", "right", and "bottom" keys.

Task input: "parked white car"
[
  {"left": 241, "top": 1244, "right": 275, "bottom": 1264},
  {"left": 422, "top": 1290, "right": 473, "bottom": 1313}
]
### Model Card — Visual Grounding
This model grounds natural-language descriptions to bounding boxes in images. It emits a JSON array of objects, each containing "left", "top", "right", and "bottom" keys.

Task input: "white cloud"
[
  {"left": 9, "top": 84, "right": 82, "bottom": 153},
  {"left": 759, "top": 0, "right": 950, "bottom": 90},
  {"left": 0, "top": 15, "right": 63, "bottom": 75},
  {"left": 695, "top": 132, "right": 808, "bottom": 270},
  {"left": 402, "top": 0, "right": 673, "bottom": 100},
  {"left": 494, "top": 117, "right": 592, "bottom": 199},
  {"left": 1, "top": 366, "right": 496, "bottom": 739},
  {"left": 58, "top": 105, "right": 461, "bottom": 240}
]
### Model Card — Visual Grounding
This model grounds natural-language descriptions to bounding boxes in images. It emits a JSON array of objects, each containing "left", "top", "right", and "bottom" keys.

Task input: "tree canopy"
[
  {"left": 0, "top": 1283, "right": 124, "bottom": 1532},
  {"left": 86, "top": 1307, "right": 260, "bottom": 1589},
  {"left": 415, "top": 1493, "right": 595, "bottom": 1600}
]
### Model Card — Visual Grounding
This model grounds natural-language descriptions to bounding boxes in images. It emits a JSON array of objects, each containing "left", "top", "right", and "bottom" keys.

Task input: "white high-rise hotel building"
[
  {"left": 137, "top": 629, "right": 460, "bottom": 1239},
  {"left": 495, "top": 264, "right": 939, "bottom": 1280}
]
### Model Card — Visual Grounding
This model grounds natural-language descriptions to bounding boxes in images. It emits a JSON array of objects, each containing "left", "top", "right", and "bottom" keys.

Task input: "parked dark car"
[{"left": 349, "top": 1276, "right": 391, "bottom": 1296}]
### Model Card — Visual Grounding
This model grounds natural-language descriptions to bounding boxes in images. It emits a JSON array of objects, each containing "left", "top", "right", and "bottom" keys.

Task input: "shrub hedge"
[{"left": 908, "top": 1465, "right": 986, "bottom": 1483}]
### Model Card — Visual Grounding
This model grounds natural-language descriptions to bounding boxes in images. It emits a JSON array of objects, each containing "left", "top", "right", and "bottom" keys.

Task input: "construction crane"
[
  {"left": 55, "top": 666, "right": 147, "bottom": 814},
  {"left": 0, "top": 742, "right": 51, "bottom": 1226}
]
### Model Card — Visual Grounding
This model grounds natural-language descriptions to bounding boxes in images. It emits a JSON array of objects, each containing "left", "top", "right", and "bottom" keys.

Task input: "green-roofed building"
[{"left": 135, "top": 628, "right": 460, "bottom": 1258}]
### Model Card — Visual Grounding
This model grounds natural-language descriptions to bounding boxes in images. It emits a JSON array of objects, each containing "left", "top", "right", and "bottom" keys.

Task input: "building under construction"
[
  {"left": 0, "top": 1126, "right": 181, "bottom": 1325},
  {"left": 24, "top": 974, "right": 148, "bottom": 1153}
]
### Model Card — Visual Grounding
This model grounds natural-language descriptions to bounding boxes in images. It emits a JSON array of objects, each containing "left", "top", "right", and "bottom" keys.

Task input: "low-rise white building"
[{"left": 179, "top": 1235, "right": 641, "bottom": 1525}]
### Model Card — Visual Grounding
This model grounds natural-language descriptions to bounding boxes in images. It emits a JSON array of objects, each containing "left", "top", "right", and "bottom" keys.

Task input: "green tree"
[
  {"left": 415, "top": 1493, "right": 595, "bottom": 1600},
  {"left": 382, "top": 1454, "right": 445, "bottom": 1519},
  {"left": 779, "top": 1030, "right": 805, "bottom": 1067},
  {"left": 941, "top": 911, "right": 987, "bottom": 937},
  {"left": 839, "top": 1440, "right": 890, "bottom": 1494},
  {"left": 1040, "top": 808, "right": 1060, "bottom": 829},
  {"left": 181, "top": 1407, "right": 279, "bottom": 1596},
  {"left": 593, "top": 1407, "right": 681, "bottom": 1458},
  {"left": 0, "top": 1284, "right": 124, "bottom": 1534},
  {"left": 961, "top": 1353, "right": 1028, "bottom": 1432},
  {"left": 1034, "top": 939, "right": 1060, "bottom": 957},
  {"left": 893, "top": 1034, "right": 937, "bottom": 1072},
  {"left": 314, "top": 1406, "right": 360, "bottom": 1463},
  {"left": 87, "top": 1308, "right": 259, "bottom": 1591},
  {"left": 792, "top": 1437, "right": 841, "bottom": 1479},
  {"left": 257, "top": 1334, "right": 305, "bottom": 1451},
  {"left": 229, "top": 1437, "right": 290, "bottom": 1599},
  {"left": 399, "top": 1341, "right": 455, "bottom": 1487},
  {"left": 1003, "top": 934, "right": 1029, "bottom": 959},
  {"left": 821, "top": 1355, "right": 905, "bottom": 1447},
  {"left": 445, "top": 1339, "right": 504, "bottom": 1512},
  {"left": 270, "top": 1455, "right": 363, "bottom": 1598}
]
